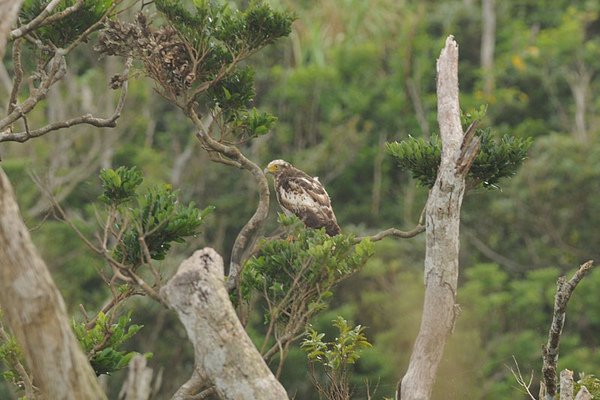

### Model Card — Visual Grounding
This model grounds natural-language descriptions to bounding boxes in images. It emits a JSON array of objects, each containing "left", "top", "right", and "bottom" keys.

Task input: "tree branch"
[
  {"left": 9, "top": 0, "right": 84, "bottom": 41},
  {"left": 541, "top": 260, "right": 594, "bottom": 400},
  {"left": 0, "top": 56, "right": 132, "bottom": 143},
  {"left": 0, "top": 51, "right": 67, "bottom": 132},
  {"left": 190, "top": 109, "right": 270, "bottom": 293},
  {"left": 161, "top": 248, "right": 289, "bottom": 400},
  {"left": 355, "top": 225, "right": 425, "bottom": 243}
]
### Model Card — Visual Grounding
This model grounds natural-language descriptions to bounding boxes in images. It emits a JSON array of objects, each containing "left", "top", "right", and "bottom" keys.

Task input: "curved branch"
[
  {"left": 190, "top": 110, "right": 270, "bottom": 292},
  {"left": 0, "top": 57, "right": 132, "bottom": 143}
]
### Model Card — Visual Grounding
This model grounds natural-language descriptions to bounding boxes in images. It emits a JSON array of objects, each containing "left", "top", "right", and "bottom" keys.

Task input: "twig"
[
  {"left": 0, "top": 51, "right": 66, "bottom": 132},
  {"left": 509, "top": 356, "right": 537, "bottom": 400},
  {"left": 355, "top": 224, "right": 425, "bottom": 243},
  {"left": 541, "top": 260, "right": 594, "bottom": 400}
]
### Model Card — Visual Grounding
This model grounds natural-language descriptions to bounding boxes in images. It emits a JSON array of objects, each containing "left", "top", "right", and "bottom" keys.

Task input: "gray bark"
[
  {"left": 161, "top": 248, "right": 289, "bottom": 400},
  {"left": 0, "top": 167, "right": 107, "bottom": 400},
  {"left": 560, "top": 370, "right": 574, "bottom": 400},
  {"left": 399, "top": 36, "right": 479, "bottom": 400}
]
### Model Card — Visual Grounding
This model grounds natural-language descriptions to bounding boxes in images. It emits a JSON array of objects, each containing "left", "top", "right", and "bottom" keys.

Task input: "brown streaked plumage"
[{"left": 265, "top": 159, "right": 341, "bottom": 236}]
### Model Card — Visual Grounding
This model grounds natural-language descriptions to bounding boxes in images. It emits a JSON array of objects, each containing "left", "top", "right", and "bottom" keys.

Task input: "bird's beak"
[{"left": 264, "top": 164, "right": 276, "bottom": 174}]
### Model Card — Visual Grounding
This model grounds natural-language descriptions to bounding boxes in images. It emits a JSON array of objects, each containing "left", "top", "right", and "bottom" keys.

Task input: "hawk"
[{"left": 265, "top": 159, "right": 341, "bottom": 236}]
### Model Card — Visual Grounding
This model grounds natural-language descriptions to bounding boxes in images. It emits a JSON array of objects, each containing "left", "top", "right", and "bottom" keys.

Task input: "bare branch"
[
  {"left": 0, "top": 51, "right": 67, "bottom": 132},
  {"left": 508, "top": 356, "right": 537, "bottom": 400},
  {"left": 355, "top": 225, "right": 425, "bottom": 243},
  {"left": 189, "top": 109, "right": 270, "bottom": 293},
  {"left": 541, "top": 260, "right": 594, "bottom": 400},
  {"left": 0, "top": 56, "right": 132, "bottom": 143}
]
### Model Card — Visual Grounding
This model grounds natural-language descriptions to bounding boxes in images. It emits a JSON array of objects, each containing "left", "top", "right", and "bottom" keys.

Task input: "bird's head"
[{"left": 264, "top": 159, "right": 291, "bottom": 176}]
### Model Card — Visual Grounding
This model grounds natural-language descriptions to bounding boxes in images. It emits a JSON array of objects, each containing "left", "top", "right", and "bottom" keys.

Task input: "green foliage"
[
  {"left": 114, "top": 188, "right": 213, "bottom": 265},
  {"left": 461, "top": 105, "right": 488, "bottom": 127},
  {"left": 240, "top": 215, "right": 373, "bottom": 320},
  {"left": 302, "top": 316, "right": 372, "bottom": 370},
  {"left": 99, "top": 166, "right": 143, "bottom": 206},
  {"left": 301, "top": 316, "right": 372, "bottom": 399},
  {"left": 155, "top": 0, "right": 294, "bottom": 53},
  {"left": 386, "top": 129, "right": 533, "bottom": 189},
  {"left": 153, "top": 0, "right": 292, "bottom": 117},
  {"left": 469, "top": 129, "right": 534, "bottom": 188},
  {"left": 207, "top": 67, "right": 256, "bottom": 121},
  {"left": 0, "top": 333, "right": 23, "bottom": 389},
  {"left": 152, "top": 0, "right": 292, "bottom": 89},
  {"left": 386, "top": 134, "right": 441, "bottom": 188},
  {"left": 72, "top": 312, "right": 150, "bottom": 376},
  {"left": 231, "top": 107, "right": 278, "bottom": 139},
  {"left": 20, "top": 0, "right": 112, "bottom": 47},
  {"left": 96, "top": 167, "right": 214, "bottom": 266}
]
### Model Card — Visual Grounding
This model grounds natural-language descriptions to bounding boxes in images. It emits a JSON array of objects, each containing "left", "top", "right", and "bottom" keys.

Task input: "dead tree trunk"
[
  {"left": 0, "top": 167, "right": 107, "bottom": 399},
  {"left": 399, "top": 36, "right": 479, "bottom": 400},
  {"left": 161, "top": 248, "right": 289, "bottom": 400}
]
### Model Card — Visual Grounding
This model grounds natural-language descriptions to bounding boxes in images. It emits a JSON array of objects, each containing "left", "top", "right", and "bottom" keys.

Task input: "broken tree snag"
[
  {"left": 560, "top": 369, "right": 574, "bottom": 400},
  {"left": 541, "top": 260, "right": 594, "bottom": 400},
  {"left": 399, "top": 36, "right": 478, "bottom": 400},
  {"left": 161, "top": 248, "right": 289, "bottom": 400},
  {"left": 0, "top": 167, "right": 107, "bottom": 399}
]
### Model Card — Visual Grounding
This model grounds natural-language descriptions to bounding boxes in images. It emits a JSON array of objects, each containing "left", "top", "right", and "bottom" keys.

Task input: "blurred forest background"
[{"left": 2, "top": 0, "right": 600, "bottom": 399}]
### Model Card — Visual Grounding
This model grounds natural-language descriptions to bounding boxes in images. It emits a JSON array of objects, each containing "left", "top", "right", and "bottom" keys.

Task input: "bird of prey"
[{"left": 265, "top": 159, "right": 341, "bottom": 236}]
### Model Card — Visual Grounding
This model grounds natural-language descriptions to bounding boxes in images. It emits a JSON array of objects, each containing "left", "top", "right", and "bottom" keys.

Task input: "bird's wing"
[
  {"left": 276, "top": 173, "right": 340, "bottom": 235},
  {"left": 284, "top": 176, "right": 333, "bottom": 210}
]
